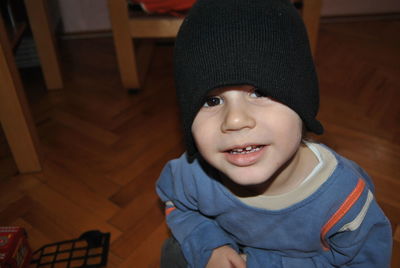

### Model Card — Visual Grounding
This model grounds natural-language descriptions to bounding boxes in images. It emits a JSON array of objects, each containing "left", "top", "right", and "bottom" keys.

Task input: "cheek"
[
  {"left": 267, "top": 108, "right": 303, "bottom": 157},
  {"left": 192, "top": 116, "right": 214, "bottom": 151},
  {"left": 282, "top": 118, "right": 302, "bottom": 140},
  {"left": 273, "top": 108, "right": 303, "bottom": 137}
]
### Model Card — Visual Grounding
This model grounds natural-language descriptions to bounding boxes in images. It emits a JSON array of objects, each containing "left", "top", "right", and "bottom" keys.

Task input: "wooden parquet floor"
[{"left": 1, "top": 19, "right": 399, "bottom": 267}]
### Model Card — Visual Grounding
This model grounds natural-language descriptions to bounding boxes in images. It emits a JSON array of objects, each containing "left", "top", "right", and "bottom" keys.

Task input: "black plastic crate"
[{"left": 30, "top": 230, "right": 110, "bottom": 268}]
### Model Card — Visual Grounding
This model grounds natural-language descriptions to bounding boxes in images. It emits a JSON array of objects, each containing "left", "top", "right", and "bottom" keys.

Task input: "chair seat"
[{"left": 128, "top": 9, "right": 184, "bottom": 38}]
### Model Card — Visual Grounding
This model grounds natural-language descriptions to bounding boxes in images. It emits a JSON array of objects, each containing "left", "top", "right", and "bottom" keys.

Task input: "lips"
[{"left": 224, "top": 144, "right": 266, "bottom": 166}]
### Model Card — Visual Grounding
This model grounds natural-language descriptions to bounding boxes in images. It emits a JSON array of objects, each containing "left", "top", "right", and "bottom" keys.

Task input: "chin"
[{"left": 225, "top": 168, "right": 272, "bottom": 186}]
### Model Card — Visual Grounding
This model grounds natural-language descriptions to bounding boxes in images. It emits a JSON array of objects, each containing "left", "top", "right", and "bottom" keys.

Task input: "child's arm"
[
  {"left": 322, "top": 188, "right": 392, "bottom": 267},
  {"left": 156, "top": 161, "right": 240, "bottom": 268}
]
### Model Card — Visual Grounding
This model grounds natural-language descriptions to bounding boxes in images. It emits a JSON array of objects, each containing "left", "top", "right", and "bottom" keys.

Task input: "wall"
[
  {"left": 56, "top": 0, "right": 400, "bottom": 34},
  {"left": 56, "top": 0, "right": 110, "bottom": 33}
]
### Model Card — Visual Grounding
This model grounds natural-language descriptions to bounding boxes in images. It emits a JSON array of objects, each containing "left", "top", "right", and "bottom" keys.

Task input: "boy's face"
[{"left": 192, "top": 85, "right": 303, "bottom": 188}]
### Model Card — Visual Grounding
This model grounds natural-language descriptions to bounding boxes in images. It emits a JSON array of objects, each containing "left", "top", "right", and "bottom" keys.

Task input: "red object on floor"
[
  {"left": 0, "top": 227, "right": 31, "bottom": 268},
  {"left": 133, "top": 0, "right": 195, "bottom": 16}
]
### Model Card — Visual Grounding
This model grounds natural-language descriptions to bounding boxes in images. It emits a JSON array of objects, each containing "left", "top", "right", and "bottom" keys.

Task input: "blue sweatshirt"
[{"left": 156, "top": 144, "right": 392, "bottom": 267}]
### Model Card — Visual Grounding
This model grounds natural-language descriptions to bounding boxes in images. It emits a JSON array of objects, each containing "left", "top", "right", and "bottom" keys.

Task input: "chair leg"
[
  {"left": 0, "top": 15, "right": 41, "bottom": 173},
  {"left": 108, "top": 0, "right": 141, "bottom": 90},
  {"left": 25, "top": 0, "right": 63, "bottom": 90},
  {"left": 302, "top": 0, "right": 322, "bottom": 57}
]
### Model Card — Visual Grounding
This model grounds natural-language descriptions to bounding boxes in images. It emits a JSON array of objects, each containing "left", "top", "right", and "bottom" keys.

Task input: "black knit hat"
[{"left": 174, "top": 0, "right": 323, "bottom": 157}]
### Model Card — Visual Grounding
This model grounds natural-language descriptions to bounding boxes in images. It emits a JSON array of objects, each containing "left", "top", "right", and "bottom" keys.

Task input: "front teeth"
[{"left": 230, "top": 146, "right": 261, "bottom": 154}]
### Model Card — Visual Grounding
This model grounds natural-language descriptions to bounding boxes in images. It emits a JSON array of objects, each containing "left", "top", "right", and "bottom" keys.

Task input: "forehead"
[{"left": 207, "top": 84, "right": 255, "bottom": 95}]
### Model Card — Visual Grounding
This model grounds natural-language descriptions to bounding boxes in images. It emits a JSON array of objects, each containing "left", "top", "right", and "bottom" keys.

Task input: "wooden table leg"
[
  {"left": 0, "top": 15, "right": 41, "bottom": 173},
  {"left": 25, "top": 0, "right": 63, "bottom": 90}
]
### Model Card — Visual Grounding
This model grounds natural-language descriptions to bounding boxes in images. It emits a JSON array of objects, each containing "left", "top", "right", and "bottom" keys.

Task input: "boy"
[{"left": 156, "top": 0, "right": 392, "bottom": 267}]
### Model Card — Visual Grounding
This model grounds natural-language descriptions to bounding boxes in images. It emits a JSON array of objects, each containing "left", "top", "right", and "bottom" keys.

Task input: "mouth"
[
  {"left": 226, "top": 145, "right": 265, "bottom": 154},
  {"left": 224, "top": 144, "right": 266, "bottom": 167}
]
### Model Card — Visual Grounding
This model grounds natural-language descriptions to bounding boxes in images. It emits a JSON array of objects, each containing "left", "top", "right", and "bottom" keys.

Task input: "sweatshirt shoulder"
[
  {"left": 158, "top": 153, "right": 213, "bottom": 186},
  {"left": 321, "top": 144, "right": 374, "bottom": 190},
  {"left": 163, "top": 153, "right": 202, "bottom": 176}
]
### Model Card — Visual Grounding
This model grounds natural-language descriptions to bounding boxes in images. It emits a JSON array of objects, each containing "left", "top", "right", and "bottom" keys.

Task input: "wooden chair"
[{"left": 108, "top": 0, "right": 323, "bottom": 91}]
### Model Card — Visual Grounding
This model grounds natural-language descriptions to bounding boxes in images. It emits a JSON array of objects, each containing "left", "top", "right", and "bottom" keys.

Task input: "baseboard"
[{"left": 321, "top": 13, "right": 400, "bottom": 23}]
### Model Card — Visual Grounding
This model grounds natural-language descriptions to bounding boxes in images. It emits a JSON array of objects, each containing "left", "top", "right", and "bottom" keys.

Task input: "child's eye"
[
  {"left": 203, "top": 96, "right": 224, "bottom": 107},
  {"left": 249, "top": 89, "right": 266, "bottom": 98}
]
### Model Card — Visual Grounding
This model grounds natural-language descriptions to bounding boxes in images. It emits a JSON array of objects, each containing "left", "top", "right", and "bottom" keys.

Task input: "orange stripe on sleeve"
[
  {"left": 165, "top": 207, "right": 176, "bottom": 216},
  {"left": 320, "top": 178, "right": 366, "bottom": 250}
]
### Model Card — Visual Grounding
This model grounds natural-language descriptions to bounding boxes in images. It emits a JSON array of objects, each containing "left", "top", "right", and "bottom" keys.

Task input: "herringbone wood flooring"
[{"left": 1, "top": 19, "right": 399, "bottom": 267}]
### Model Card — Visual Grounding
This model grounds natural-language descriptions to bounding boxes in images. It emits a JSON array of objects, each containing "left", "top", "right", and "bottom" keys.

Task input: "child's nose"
[{"left": 221, "top": 103, "right": 256, "bottom": 132}]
